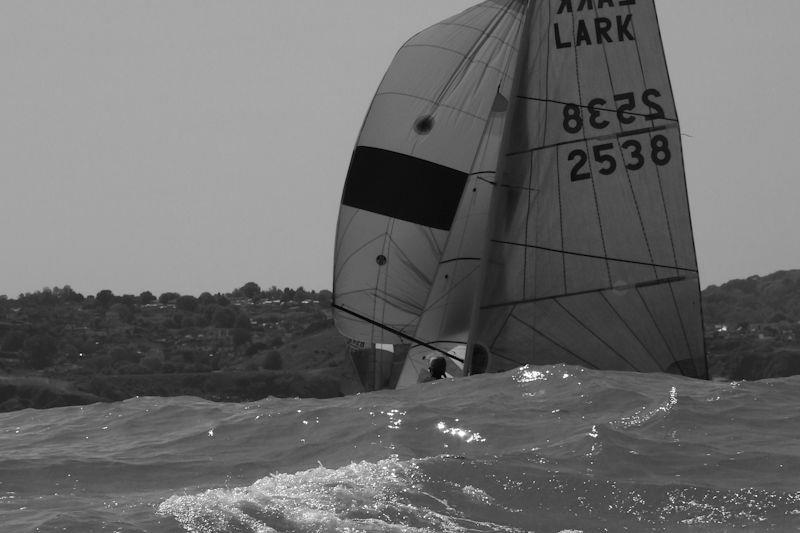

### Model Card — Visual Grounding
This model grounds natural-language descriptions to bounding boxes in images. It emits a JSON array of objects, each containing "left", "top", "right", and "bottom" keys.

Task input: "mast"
[{"left": 465, "top": 0, "right": 535, "bottom": 375}]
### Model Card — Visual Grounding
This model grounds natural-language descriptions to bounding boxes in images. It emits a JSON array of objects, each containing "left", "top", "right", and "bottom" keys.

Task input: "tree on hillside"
[
  {"left": 139, "top": 291, "right": 156, "bottom": 305},
  {"left": 281, "top": 287, "right": 296, "bottom": 302},
  {"left": 239, "top": 282, "right": 261, "bottom": 299},
  {"left": 95, "top": 289, "right": 116, "bottom": 307},
  {"left": 159, "top": 292, "right": 180, "bottom": 305},
  {"left": 54, "top": 285, "right": 84, "bottom": 302},
  {"left": 318, "top": 290, "right": 332, "bottom": 307},
  {"left": 176, "top": 295, "right": 199, "bottom": 313}
]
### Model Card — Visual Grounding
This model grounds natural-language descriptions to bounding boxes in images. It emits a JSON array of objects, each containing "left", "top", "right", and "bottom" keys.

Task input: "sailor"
[{"left": 420, "top": 355, "right": 447, "bottom": 382}]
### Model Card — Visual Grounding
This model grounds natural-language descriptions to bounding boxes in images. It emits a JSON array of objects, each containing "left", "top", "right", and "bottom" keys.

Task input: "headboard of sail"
[
  {"left": 474, "top": 0, "right": 709, "bottom": 378},
  {"left": 334, "top": 1, "right": 528, "bottom": 344}
]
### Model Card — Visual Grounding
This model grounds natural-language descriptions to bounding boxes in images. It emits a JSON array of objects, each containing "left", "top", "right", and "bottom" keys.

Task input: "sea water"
[{"left": 1, "top": 365, "right": 798, "bottom": 532}]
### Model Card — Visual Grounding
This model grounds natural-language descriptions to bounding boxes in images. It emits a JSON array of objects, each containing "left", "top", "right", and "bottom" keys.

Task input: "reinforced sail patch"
[{"left": 342, "top": 146, "right": 467, "bottom": 231}]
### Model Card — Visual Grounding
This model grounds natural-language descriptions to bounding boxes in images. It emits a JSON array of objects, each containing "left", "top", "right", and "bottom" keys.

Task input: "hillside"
[
  {"left": 0, "top": 284, "right": 362, "bottom": 412},
  {"left": 703, "top": 270, "right": 800, "bottom": 380},
  {"left": 1, "top": 272, "right": 800, "bottom": 412}
]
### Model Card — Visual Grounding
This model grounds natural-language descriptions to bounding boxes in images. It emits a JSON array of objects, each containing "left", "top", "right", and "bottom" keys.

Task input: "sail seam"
[
  {"left": 510, "top": 313, "right": 599, "bottom": 369},
  {"left": 635, "top": 287, "right": 684, "bottom": 375},
  {"left": 600, "top": 292, "right": 662, "bottom": 371},
  {"left": 554, "top": 300, "right": 641, "bottom": 371},
  {"left": 668, "top": 283, "right": 701, "bottom": 377}
]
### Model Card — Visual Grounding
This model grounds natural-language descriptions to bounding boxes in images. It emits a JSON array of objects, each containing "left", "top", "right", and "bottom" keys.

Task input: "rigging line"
[
  {"left": 517, "top": 95, "right": 678, "bottom": 123},
  {"left": 600, "top": 292, "right": 662, "bottom": 370},
  {"left": 634, "top": 286, "right": 684, "bottom": 375},
  {"left": 490, "top": 240, "right": 699, "bottom": 273},
  {"left": 510, "top": 314, "right": 599, "bottom": 369},
  {"left": 432, "top": 2, "right": 517, "bottom": 107},
  {"left": 506, "top": 124, "right": 676, "bottom": 156},
  {"left": 476, "top": 174, "right": 541, "bottom": 192},
  {"left": 481, "top": 276, "right": 685, "bottom": 311},
  {"left": 554, "top": 299, "right": 640, "bottom": 371},
  {"left": 332, "top": 304, "right": 464, "bottom": 364}
]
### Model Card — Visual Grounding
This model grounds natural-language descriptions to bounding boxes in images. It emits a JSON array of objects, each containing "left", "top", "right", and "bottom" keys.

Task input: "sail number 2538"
[
  {"left": 562, "top": 88, "right": 672, "bottom": 182},
  {"left": 562, "top": 89, "right": 665, "bottom": 134},
  {"left": 568, "top": 136, "right": 671, "bottom": 182}
]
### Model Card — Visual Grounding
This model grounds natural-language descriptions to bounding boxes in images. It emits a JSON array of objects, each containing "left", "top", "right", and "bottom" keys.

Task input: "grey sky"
[{"left": 1, "top": 1, "right": 798, "bottom": 297}]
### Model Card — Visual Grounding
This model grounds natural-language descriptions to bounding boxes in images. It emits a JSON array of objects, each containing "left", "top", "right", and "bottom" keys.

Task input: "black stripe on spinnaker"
[{"left": 342, "top": 146, "right": 467, "bottom": 231}]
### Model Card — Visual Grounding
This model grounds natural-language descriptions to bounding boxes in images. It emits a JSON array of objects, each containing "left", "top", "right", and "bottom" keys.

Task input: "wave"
[{"left": 2, "top": 365, "right": 799, "bottom": 532}]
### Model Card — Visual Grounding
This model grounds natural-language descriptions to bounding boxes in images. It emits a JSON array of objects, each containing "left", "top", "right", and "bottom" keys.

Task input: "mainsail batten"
[{"left": 334, "top": 0, "right": 708, "bottom": 390}]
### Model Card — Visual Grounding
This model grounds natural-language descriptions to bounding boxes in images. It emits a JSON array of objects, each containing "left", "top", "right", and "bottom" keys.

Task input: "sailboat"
[{"left": 333, "top": 0, "right": 708, "bottom": 390}]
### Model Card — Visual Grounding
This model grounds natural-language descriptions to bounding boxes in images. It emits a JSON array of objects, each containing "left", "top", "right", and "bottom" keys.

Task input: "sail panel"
[
  {"left": 343, "top": 147, "right": 468, "bottom": 231},
  {"left": 475, "top": 0, "right": 707, "bottom": 378}
]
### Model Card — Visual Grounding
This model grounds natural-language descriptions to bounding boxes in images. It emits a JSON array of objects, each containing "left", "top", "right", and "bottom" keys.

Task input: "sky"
[{"left": 1, "top": 1, "right": 799, "bottom": 298}]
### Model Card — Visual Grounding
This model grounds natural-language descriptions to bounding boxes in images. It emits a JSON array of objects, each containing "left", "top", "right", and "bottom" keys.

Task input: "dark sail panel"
[{"left": 342, "top": 147, "right": 467, "bottom": 231}]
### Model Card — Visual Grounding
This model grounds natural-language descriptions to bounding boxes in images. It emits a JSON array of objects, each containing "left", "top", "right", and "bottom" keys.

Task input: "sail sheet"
[
  {"left": 473, "top": 0, "right": 708, "bottom": 378},
  {"left": 334, "top": 1, "right": 527, "bottom": 349}
]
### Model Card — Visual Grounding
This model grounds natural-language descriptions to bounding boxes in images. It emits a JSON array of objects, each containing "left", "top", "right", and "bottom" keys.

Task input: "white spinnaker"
[
  {"left": 473, "top": 0, "right": 707, "bottom": 378},
  {"left": 334, "top": 1, "right": 527, "bottom": 351}
]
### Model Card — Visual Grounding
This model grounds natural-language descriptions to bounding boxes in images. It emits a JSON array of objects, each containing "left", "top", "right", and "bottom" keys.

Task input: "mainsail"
[{"left": 334, "top": 0, "right": 708, "bottom": 387}]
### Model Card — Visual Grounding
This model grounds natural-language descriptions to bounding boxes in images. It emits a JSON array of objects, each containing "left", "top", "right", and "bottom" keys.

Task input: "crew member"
[{"left": 420, "top": 355, "right": 447, "bottom": 382}]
